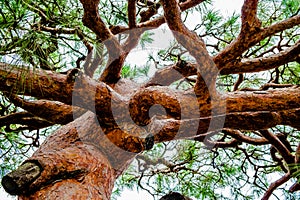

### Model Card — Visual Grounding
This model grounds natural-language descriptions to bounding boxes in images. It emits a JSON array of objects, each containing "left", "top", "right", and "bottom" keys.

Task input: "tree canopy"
[{"left": 0, "top": 0, "right": 300, "bottom": 199}]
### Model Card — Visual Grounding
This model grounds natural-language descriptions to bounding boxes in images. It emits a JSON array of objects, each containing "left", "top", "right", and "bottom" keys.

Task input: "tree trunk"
[{"left": 2, "top": 112, "right": 137, "bottom": 199}]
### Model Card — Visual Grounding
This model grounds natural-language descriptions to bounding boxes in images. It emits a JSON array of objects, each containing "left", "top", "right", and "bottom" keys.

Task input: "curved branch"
[
  {"left": 79, "top": 0, "right": 125, "bottom": 83},
  {"left": 179, "top": 0, "right": 205, "bottom": 11},
  {"left": 144, "top": 62, "right": 197, "bottom": 87},
  {"left": 214, "top": 6, "right": 300, "bottom": 71},
  {"left": 1, "top": 64, "right": 300, "bottom": 134},
  {"left": 261, "top": 14, "right": 300, "bottom": 43},
  {"left": 161, "top": 0, "right": 218, "bottom": 99},
  {"left": 99, "top": 1, "right": 160, "bottom": 83},
  {"left": 261, "top": 173, "right": 290, "bottom": 200},
  {"left": 122, "top": 4, "right": 160, "bottom": 61},
  {"left": 259, "top": 130, "right": 294, "bottom": 164},
  {"left": 79, "top": 0, "right": 115, "bottom": 42},
  {"left": 222, "top": 129, "right": 269, "bottom": 145},
  {"left": 220, "top": 40, "right": 300, "bottom": 74},
  {"left": 147, "top": 38, "right": 299, "bottom": 83},
  {"left": 135, "top": 0, "right": 205, "bottom": 31}
]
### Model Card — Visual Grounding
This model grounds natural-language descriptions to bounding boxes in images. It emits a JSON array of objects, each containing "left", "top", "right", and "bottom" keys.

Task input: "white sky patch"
[
  {"left": 213, "top": 0, "right": 243, "bottom": 16},
  {"left": 125, "top": 25, "right": 173, "bottom": 65},
  {"left": 118, "top": 189, "right": 153, "bottom": 200}
]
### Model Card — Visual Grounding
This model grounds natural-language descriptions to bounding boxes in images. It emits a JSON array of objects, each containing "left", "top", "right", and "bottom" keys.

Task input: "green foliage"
[
  {"left": 100, "top": 0, "right": 128, "bottom": 26},
  {"left": 278, "top": 63, "right": 300, "bottom": 84},
  {"left": 121, "top": 64, "right": 150, "bottom": 80},
  {"left": 203, "top": 9, "right": 222, "bottom": 31},
  {"left": 0, "top": 127, "right": 29, "bottom": 177},
  {"left": 290, "top": 164, "right": 300, "bottom": 181},
  {"left": 140, "top": 31, "right": 155, "bottom": 49},
  {"left": 282, "top": 0, "right": 300, "bottom": 16},
  {"left": 0, "top": 0, "right": 87, "bottom": 70}
]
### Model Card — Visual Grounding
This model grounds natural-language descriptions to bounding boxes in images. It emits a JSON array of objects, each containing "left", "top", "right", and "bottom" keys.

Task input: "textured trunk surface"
[{"left": 17, "top": 112, "right": 135, "bottom": 199}]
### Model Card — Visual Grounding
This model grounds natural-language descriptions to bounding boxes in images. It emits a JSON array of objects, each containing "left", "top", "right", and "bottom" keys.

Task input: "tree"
[{"left": 0, "top": 0, "right": 299, "bottom": 199}]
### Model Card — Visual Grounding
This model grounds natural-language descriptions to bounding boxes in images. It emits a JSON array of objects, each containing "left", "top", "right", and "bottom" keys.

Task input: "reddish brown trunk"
[{"left": 12, "top": 112, "right": 136, "bottom": 199}]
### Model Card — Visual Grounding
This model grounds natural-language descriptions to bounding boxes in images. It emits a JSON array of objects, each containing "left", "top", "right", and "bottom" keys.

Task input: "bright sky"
[{"left": 0, "top": 1, "right": 244, "bottom": 199}]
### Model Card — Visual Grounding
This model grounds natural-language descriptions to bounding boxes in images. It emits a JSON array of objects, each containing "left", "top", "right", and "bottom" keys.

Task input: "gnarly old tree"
[{"left": 0, "top": 0, "right": 299, "bottom": 199}]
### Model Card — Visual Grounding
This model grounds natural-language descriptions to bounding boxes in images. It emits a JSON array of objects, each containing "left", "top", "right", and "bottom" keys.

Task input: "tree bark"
[
  {"left": 1, "top": 0, "right": 300, "bottom": 198},
  {"left": 2, "top": 112, "right": 137, "bottom": 199}
]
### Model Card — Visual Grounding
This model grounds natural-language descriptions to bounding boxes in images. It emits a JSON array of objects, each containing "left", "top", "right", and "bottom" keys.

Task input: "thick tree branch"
[
  {"left": 5, "top": 94, "right": 86, "bottom": 125},
  {"left": 149, "top": 108, "right": 300, "bottom": 143},
  {"left": 128, "top": 0, "right": 137, "bottom": 28},
  {"left": 0, "top": 64, "right": 155, "bottom": 153},
  {"left": 79, "top": 0, "right": 115, "bottom": 42},
  {"left": 220, "top": 40, "right": 300, "bottom": 74},
  {"left": 161, "top": 0, "right": 218, "bottom": 99},
  {"left": 225, "top": 88, "right": 300, "bottom": 113},
  {"left": 214, "top": 4, "right": 300, "bottom": 71},
  {"left": 1, "top": 64, "right": 298, "bottom": 154},
  {"left": 79, "top": 0, "right": 125, "bottom": 83},
  {"left": 260, "top": 14, "right": 300, "bottom": 43},
  {"left": 240, "top": 0, "right": 261, "bottom": 31},
  {"left": 1, "top": 64, "right": 300, "bottom": 121},
  {"left": 0, "top": 112, "right": 53, "bottom": 130}
]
